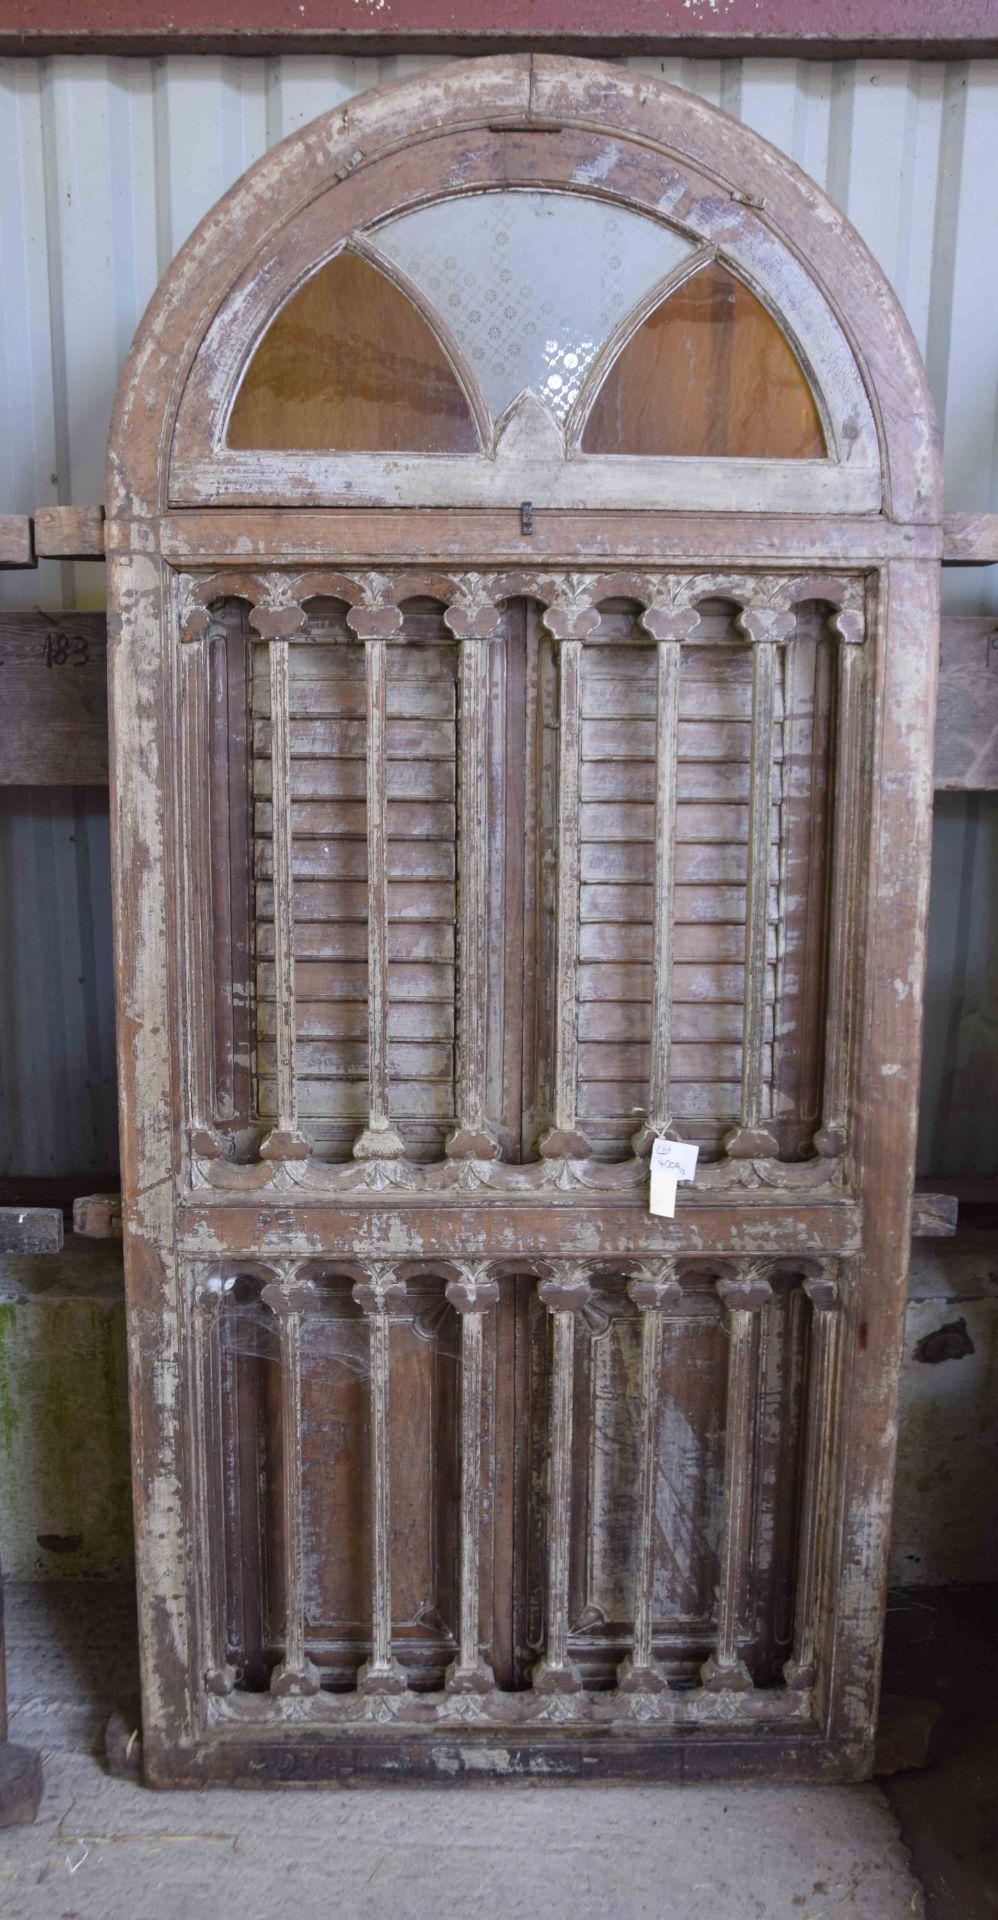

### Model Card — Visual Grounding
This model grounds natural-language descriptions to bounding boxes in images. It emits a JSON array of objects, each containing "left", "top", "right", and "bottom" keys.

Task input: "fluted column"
[
  {"left": 701, "top": 1265, "right": 773, "bottom": 1692},
  {"left": 349, "top": 584, "right": 406, "bottom": 1161},
  {"left": 444, "top": 581, "right": 502, "bottom": 1159},
  {"left": 251, "top": 595, "right": 310, "bottom": 1162},
  {"left": 445, "top": 1264, "right": 501, "bottom": 1692},
  {"left": 632, "top": 600, "right": 701, "bottom": 1155},
  {"left": 539, "top": 581, "right": 600, "bottom": 1159},
  {"left": 532, "top": 1267, "right": 592, "bottom": 1692},
  {"left": 724, "top": 608, "right": 794, "bottom": 1160},
  {"left": 261, "top": 1264, "right": 319, "bottom": 1696},
  {"left": 353, "top": 1263, "right": 408, "bottom": 1693},
  {"left": 814, "top": 607, "right": 867, "bottom": 1157},
  {"left": 192, "top": 1274, "right": 237, "bottom": 1697},
  {"left": 618, "top": 1264, "right": 683, "bottom": 1692}
]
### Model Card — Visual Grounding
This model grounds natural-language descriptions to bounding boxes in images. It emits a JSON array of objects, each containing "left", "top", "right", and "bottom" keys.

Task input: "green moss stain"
[{"left": 0, "top": 1298, "right": 134, "bottom": 1579}]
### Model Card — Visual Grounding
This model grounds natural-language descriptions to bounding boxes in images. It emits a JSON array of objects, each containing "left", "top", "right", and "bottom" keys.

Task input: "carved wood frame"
[{"left": 106, "top": 53, "right": 942, "bottom": 1787}]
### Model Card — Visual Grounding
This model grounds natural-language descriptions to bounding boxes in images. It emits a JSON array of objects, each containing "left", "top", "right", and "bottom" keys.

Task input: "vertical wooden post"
[
  {"left": 784, "top": 1271, "right": 841, "bottom": 1690},
  {"left": 618, "top": 1264, "right": 683, "bottom": 1692},
  {"left": 445, "top": 1265, "right": 501, "bottom": 1691},
  {"left": 353, "top": 1264, "right": 408, "bottom": 1694},
  {"left": 724, "top": 609, "right": 794, "bottom": 1159},
  {"left": 539, "top": 582, "right": 600, "bottom": 1159},
  {"left": 815, "top": 608, "right": 867, "bottom": 1157},
  {"left": 632, "top": 601, "right": 700, "bottom": 1155},
  {"left": 178, "top": 622, "right": 224, "bottom": 1160},
  {"left": 192, "top": 1276, "right": 237, "bottom": 1697},
  {"left": 261, "top": 1267, "right": 319, "bottom": 1697},
  {"left": 532, "top": 1267, "right": 592, "bottom": 1693},
  {"left": 701, "top": 1266, "right": 773, "bottom": 1692},
  {"left": 445, "top": 582, "right": 502, "bottom": 1159},
  {"left": 250, "top": 596, "right": 310, "bottom": 1162},
  {"left": 349, "top": 590, "right": 406, "bottom": 1161}
]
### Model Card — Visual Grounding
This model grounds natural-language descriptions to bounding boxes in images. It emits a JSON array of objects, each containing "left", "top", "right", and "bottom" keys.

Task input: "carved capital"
[
  {"left": 443, "top": 575, "right": 503, "bottom": 641},
  {"left": 346, "top": 572, "right": 404, "bottom": 640},
  {"left": 538, "top": 1269, "right": 593, "bottom": 1315},
  {"left": 445, "top": 1267, "right": 501, "bottom": 1315},
  {"left": 352, "top": 1264, "right": 408, "bottom": 1317},
  {"left": 248, "top": 601, "right": 307, "bottom": 641},
  {"left": 352, "top": 1120, "right": 406, "bottom": 1161},
  {"left": 716, "top": 1268, "right": 773, "bottom": 1314},
  {"left": 541, "top": 574, "right": 601, "bottom": 642},
  {"left": 640, "top": 602, "right": 701, "bottom": 645},
  {"left": 830, "top": 608, "right": 866, "bottom": 647},
  {"left": 260, "top": 1264, "right": 312, "bottom": 1317},
  {"left": 802, "top": 1271, "right": 839, "bottom": 1314},
  {"left": 736, "top": 607, "right": 796, "bottom": 647},
  {"left": 627, "top": 1264, "right": 683, "bottom": 1313}
]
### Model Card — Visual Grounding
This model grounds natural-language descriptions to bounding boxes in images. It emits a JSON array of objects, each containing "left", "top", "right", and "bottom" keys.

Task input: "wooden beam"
[
  {"left": 0, "top": 0, "right": 996, "bottom": 55},
  {"left": 0, "top": 613, "right": 108, "bottom": 784},
  {"left": 941, "top": 514, "right": 998, "bottom": 567},
  {"left": 935, "top": 616, "right": 998, "bottom": 791},
  {"left": 0, "top": 1207, "right": 64, "bottom": 1254},
  {"left": 0, "top": 517, "right": 34, "bottom": 569},
  {"left": 31, "top": 505, "right": 105, "bottom": 560}
]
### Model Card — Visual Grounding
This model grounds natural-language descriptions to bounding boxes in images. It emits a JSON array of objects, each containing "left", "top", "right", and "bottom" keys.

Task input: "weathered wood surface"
[
  {"left": 941, "top": 513, "right": 998, "bottom": 566},
  {"left": 0, "top": 517, "right": 33, "bottom": 568},
  {"left": 5, "top": 610, "right": 991, "bottom": 793},
  {"left": 103, "top": 57, "right": 943, "bottom": 1789},
  {"left": 31, "top": 505, "right": 105, "bottom": 560},
  {"left": 0, "top": 1208, "right": 63, "bottom": 1254},
  {"left": 0, "top": 614, "right": 108, "bottom": 783}
]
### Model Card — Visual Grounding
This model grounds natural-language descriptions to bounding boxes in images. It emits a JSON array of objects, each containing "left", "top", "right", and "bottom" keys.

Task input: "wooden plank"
[
  {"left": 934, "top": 616, "right": 998, "bottom": 791},
  {"left": 941, "top": 514, "right": 998, "bottom": 566},
  {"left": 31, "top": 505, "right": 105, "bottom": 560},
  {"left": 0, "top": 613, "right": 108, "bottom": 784},
  {"left": 2, "top": 0, "right": 997, "bottom": 55},
  {"left": 0, "top": 517, "right": 34, "bottom": 569},
  {"left": 0, "top": 1207, "right": 63, "bottom": 1254}
]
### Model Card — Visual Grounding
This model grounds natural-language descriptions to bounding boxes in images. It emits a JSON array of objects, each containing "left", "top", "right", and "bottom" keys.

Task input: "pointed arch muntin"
[{"left": 164, "top": 125, "right": 885, "bottom": 515}]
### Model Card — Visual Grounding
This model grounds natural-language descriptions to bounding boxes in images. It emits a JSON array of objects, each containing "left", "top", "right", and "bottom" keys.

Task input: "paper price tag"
[
  {"left": 649, "top": 1137, "right": 699, "bottom": 1218},
  {"left": 650, "top": 1138, "right": 699, "bottom": 1182}
]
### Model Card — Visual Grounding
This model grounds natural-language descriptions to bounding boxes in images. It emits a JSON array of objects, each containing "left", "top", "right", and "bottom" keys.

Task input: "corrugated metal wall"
[{"left": 1, "top": 53, "right": 996, "bottom": 1176}]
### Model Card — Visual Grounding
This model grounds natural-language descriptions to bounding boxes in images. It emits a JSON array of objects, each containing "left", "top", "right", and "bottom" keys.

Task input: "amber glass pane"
[
  {"left": 228, "top": 251, "right": 479, "bottom": 452},
  {"left": 581, "top": 263, "right": 825, "bottom": 459}
]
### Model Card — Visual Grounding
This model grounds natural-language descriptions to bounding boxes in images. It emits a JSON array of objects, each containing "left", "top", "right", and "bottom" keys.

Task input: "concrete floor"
[{"left": 0, "top": 1584, "right": 928, "bottom": 1920}]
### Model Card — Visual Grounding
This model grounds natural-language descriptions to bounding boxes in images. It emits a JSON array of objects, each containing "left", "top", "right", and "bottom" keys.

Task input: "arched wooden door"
[{"left": 107, "top": 55, "right": 941, "bottom": 1786}]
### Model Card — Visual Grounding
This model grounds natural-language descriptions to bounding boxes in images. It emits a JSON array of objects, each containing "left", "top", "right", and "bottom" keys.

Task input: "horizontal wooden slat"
[
  {"left": 256, "top": 800, "right": 456, "bottom": 838},
  {"left": 256, "top": 678, "right": 455, "bottom": 719},
  {"left": 255, "top": 840, "right": 454, "bottom": 881},
  {"left": 580, "top": 760, "right": 776, "bottom": 803},
  {"left": 580, "top": 882, "right": 778, "bottom": 923},
  {"left": 256, "top": 879, "right": 454, "bottom": 922},
  {"left": 579, "top": 1040, "right": 752, "bottom": 1081},
  {"left": 579, "top": 841, "right": 772, "bottom": 884},
  {"left": 258, "top": 1039, "right": 454, "bottom": 1081},
  {"left": 578, "top": 1000, "right": 772, "bottom": 1042},
  {"left": 260, "top": 960, "right": 454, "bottom": 1001},
  {"left": 579, "top": 921, "right": 776, "bottom": 963},
  {"left": 255, "top": 757, "right": 455, "bottom": 800},
  {"left": 578, "top": 960, "right": 776, "bottom": 1002},
  {"left": 579, "top": 1080, "right": 742, "bottom": 1120},
  {"left": 254, "top": 717, "right": 455, "bottom": 758},
  {"left": 261, "top": 1079, "right": 453, "bottom": 1119},
  {"left": 261, "top": 1001, "right": 454, "bottom": 1041},
  {"left": 257, "top": 922, "right": 454, "bottom": 962}
]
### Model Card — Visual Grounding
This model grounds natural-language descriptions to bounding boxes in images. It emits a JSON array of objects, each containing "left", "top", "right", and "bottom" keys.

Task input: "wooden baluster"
[
  {"left": 349, "top": 588, "right": 406, "bottom": 1160},
  {"left": 261, "top": 1267, "right": 318, "bottom": 1696},
  {"left": 632, "top": 601, "right": 700, "bottom": 1155},
  {"left": 251, "top": 596, "right": 310, "bottom": 1162},
  {"left": 618, "top": 1264, "right": 683, "bottom": 1692},
  {"left": 701, "top": 1266, "right": 773, "bottom": 1692},
  {"left": 815, "top": 608, "right": 866, "bottom": 1156},
  {"left": 724, "top": 609, "right": 794, "bottom": 1159},
  {"left": 532, "top": 1268, "right": 592, "bottom": 1692},
  {"left": 193, "top": 1276, "right": 236, "bottom": 1696},
  {"left": 539, "top": 581, "right": 600, "bottom": 1158},
  {"left": 784, "top": 1271, "right": 841, "bottom": 1690},
  {"left": 445, "top": 582, "right": 502, "bottom": 1159},
  {"left": 353, "top": 1264, "right": 408, "bottom": 1693},
  {"left": 445, "top": 1265, "right": 501, "bottom": 1692},
  {"left": 178, "top": 620, "right": 225, "bottom": 1162}
]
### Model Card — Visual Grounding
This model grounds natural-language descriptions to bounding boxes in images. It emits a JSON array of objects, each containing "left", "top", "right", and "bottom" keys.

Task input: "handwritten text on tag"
[{"left": 649, "top": 1138, "right": 699, "bottom": 1218}]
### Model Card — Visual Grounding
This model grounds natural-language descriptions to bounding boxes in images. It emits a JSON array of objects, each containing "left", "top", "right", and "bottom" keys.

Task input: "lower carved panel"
[{"left": 194, "top": 1254, "right": 840, "bottom": 1762}]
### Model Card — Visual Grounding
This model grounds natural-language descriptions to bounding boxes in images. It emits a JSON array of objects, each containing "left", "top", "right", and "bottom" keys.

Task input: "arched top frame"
[{"left": 107, "top": 54, "right": 941, "bottom": 528}]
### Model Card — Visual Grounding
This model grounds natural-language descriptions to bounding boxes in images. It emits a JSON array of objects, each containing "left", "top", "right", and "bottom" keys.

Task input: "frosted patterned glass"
[{"left": 376, "top": 191, "right": 693, "bottom": 422}]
